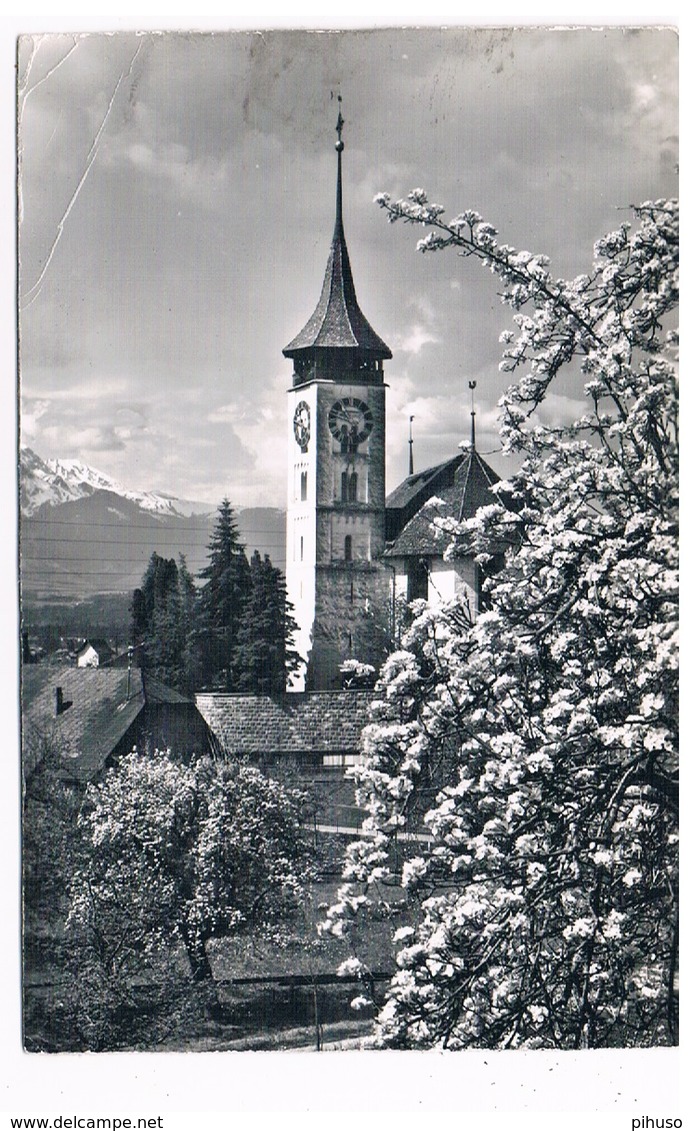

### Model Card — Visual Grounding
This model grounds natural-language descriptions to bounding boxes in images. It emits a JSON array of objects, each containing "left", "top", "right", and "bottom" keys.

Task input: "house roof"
[
  {"left": 143, "top": 675, "right": 194, "bottom": 706},
  {"left": 283, "top": 138, "right": 390, "bottom": 360},
  {"left": 195, "top": 691, "right": 376, "bottom": 757},
  {"left": 385, "top": 448, "right": 502, "bottom": 559},
  {"left": 21, "top": 668, "right": 197, "bottom": 784},
  {"left": 21, "top": 666, "right": 145, "bottom": 782}
]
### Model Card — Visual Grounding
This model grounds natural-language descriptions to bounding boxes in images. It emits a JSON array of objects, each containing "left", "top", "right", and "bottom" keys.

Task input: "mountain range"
[
  {"left": 19, "top": 447, "right": 286, "bottom": 600},
  {"left": 19, "top": 447, "right": 212, "bottom": 518}
]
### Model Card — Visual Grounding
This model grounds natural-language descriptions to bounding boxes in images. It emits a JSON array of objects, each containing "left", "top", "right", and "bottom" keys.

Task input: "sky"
[{"left": 17, "top": 27, "right": 678, "bottom": 509}]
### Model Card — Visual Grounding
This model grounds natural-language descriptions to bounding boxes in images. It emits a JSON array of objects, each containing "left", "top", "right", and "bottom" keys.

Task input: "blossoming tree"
[
  {"left": 323, "top": 196, "right": 678, "bottom": 1049},
  {"left": 68, "top": 750, "right": 312, "bottom": 1033}
]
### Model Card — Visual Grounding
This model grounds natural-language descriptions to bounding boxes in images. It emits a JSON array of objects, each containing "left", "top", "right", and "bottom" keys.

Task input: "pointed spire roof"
[{"left": 283, "top": 105, "right": 391, "bottom": 361}]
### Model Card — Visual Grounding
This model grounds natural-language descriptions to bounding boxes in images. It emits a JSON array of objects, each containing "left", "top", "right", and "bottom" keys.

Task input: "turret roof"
[{"left": 385, "top": 448, "right": 502, "bottom": 558}]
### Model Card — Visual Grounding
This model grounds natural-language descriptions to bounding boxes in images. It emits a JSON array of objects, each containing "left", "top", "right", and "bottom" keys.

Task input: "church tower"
[{"left": 284, "top": 105, "right": 391, "bottom": 690}]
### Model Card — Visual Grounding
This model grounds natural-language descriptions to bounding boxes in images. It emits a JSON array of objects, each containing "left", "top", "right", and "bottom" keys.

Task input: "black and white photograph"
[{"left": 11, "top": 13, "right": 679, "bottom": 1115}]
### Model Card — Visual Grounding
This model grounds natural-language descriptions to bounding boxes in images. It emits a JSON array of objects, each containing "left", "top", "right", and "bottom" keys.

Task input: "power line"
[
  {"left": 21, "top": 516, "right": 284, "bottom": 532},
  {"left": 22, "top": 542, "right": 286, "bottom": 551}
]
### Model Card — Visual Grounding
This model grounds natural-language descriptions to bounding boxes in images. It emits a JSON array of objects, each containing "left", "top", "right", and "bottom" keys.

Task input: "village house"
[
  {"left": 75, "top": 638, "right": 113, "bottom": 668},
  {"left": 22, "top": 665, "right": 214, "bottom": 786}
]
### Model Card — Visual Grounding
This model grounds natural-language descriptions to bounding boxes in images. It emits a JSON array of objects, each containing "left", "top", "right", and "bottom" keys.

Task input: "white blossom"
[{"left": 327, "top": 197, "right": 678, "bottom": 1052}]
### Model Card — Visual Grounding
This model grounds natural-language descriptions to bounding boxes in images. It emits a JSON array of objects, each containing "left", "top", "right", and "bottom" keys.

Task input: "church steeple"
[
  {"left": 284, "top": 101, "right": 390, "bottom": 691},
  {"left": 283, "top": 101, "right": 391, "bottom": 368}
]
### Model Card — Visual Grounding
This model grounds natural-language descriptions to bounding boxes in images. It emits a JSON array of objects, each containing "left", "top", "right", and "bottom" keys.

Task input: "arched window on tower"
[
  {"left": 344, "top": 535, "right": 352, "bottom": 562},
  {"left": 341, "top": 470, "right": 358, "bottom": 503},
  {"left": 300, "top": 471, "right": 308, "bottom": 501}
]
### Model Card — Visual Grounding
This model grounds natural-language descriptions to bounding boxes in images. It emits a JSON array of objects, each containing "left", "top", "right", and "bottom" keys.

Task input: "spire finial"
[
  {"left": 408, "top": 415, "right": 415, "bottom": 476},
  {"left": 469, "top": 381, "right": 477, "bottom": 450},
  {"left": 333, "top": 95, "right": 345, "bottom": 237}
]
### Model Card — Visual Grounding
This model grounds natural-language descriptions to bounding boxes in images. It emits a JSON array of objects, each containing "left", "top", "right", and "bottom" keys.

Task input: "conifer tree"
[
  {"left": 175, "top": 554, "right": 201, "bottom": 692},
  {"left": 131, "top": 552, "right": 197, "bottom": 691},
  {"left": 234, "top": 550, "right": 301, "bottom": 694},
  {"left": 196, "top": 498, "right": 252, "bottom": 690}
]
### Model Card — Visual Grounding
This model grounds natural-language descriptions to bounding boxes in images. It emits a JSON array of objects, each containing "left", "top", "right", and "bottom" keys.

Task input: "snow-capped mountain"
[
  {"left": 19, "top": 447, "right": 286, "bottom": 598},
  {"left": 20, "top": 447, "right": 210, "bottom": 518}
]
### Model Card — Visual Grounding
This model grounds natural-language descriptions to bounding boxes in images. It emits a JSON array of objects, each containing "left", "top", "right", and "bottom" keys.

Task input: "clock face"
[
  {"left": 293, "top": 401, "right": 311, "bottom": 449},
  {"left": 328, "top": 397, "right": 374, "bottom": 446}
]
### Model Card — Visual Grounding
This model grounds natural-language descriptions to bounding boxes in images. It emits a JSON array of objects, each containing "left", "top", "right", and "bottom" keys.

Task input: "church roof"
[
  {"left": 385, "top": 448, "right": 502, "bottom": 559},
  {"left": 385, "top": 453, "right": 467, "bottom": 523},
  {"left": 283, "top": 119, "right": 391, "bottom": 360}
]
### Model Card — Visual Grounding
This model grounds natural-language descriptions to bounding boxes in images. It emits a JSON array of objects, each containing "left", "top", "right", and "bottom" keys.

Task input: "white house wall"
[{"left": 388, "top": 554, "right": 479, "bottom": 616}]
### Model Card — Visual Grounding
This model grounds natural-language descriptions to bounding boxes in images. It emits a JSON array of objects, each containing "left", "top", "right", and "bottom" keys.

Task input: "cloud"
[
  {"left": 391, "top": 293, "right": 440, "bottom": 355},
  {"left": 396, "top": 324, "right": 439, "bottom": 355},
  {"left": 41, "top": 423, "right": 128, "bottom": 454},
  {"left": 20, "top": 398, "right": 50, "bottom": 442},
  {"left": 38, "top": 377, "right": 131, "bottom": 401},
  {"left": 206, "top": 403, "right": 239, "bottom": 424},
  {"left": 204, "top": 372, "right": 289, "bottom": 507},
  {"left": 16, "top": 29, "right": 677, "bottom": 511},
  {"left": 535, "top": 393, "right": 593, "bottom": 429},
  {"left": 112, "top": 137, "right": 231, "bottom": 209}
]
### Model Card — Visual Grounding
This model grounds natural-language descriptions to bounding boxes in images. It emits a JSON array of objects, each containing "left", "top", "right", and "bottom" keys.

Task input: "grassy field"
[{"left": 23, "top": 878, "right": 407, "bottom": 1052}]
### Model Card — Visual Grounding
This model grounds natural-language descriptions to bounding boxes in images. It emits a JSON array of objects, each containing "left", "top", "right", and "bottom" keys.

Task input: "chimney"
[{"left": 55, "top": 687, "right": 72, "bottom": 716}]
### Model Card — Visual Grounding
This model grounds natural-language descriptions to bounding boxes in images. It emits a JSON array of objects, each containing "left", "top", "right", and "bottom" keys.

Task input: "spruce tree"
[
  {"left": 131, "top": 552, "right": 199, "bottom": 692},
  {"left": 196, "top": 498, "right": 251, "bottom": 690},
  {"left": 234, "top": 550, "right": 301, "bottom": 694},
  {"left": 176, "top": 554, "right": 200, "bottom": 692}
]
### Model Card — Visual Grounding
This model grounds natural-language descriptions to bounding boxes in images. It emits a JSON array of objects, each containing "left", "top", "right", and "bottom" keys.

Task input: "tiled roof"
[
  {"left": 143, "top": 675, "right": 194, "bottom": 705},
  {"left": 283, "top": 151, "right": 391, "bottom": 359},
  {"left": 385, "top": 449, "right": 502, "bottom": 559},
  {"left": 195, "top": 691, "right": 376, "bottom": 756},
  {"left": 21, "top": 666, "right": 145, "bottom": 782},
  {"left": 452, "top": 449, "right": 503, "bottom": 522},
  {"left": 385, "top": 453, "right": 467, "bottom": 540}
]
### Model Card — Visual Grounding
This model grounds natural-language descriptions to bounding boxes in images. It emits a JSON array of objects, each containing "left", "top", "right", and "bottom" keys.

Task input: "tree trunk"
[
  {"left": 180, "top": 926, "right": 224, "bottom": 1020},
  {"left": 312, "top": 981, "right": 322, "bottom": 1051},
  {"left": 186, "top": 934, "right": 214, "bottom": 985}
]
